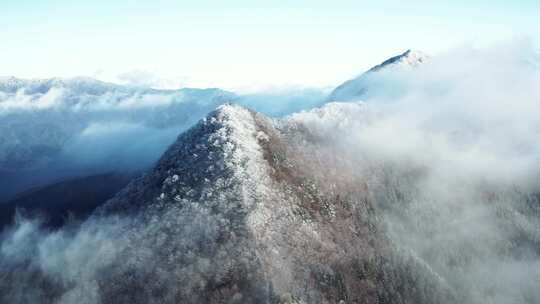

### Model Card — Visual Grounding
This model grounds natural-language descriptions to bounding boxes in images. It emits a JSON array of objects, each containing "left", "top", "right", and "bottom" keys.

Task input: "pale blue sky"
[{"left": 1, "top": 0, "right": 538, "bottom": 90}]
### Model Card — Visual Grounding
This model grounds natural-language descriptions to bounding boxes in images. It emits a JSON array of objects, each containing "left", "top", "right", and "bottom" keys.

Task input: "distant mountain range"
[{"left": 328, "top": 49, "right": 429, "bottom": 102}]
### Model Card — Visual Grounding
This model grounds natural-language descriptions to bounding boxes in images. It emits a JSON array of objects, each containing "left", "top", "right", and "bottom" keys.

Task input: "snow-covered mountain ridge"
[
  {"left": 328, "top": 49, "right": 429, "bottom": 102},
  {"left": 2, "top": 101, "right": 540, "bottom": 303},
  {"left": 81, "top": 103, "right": 452, "bottom": 303}
]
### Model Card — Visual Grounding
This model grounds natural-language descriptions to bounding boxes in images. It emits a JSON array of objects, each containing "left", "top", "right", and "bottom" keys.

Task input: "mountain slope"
[{"left": 328, "top": 50, "right": 429, "bottom": 102}]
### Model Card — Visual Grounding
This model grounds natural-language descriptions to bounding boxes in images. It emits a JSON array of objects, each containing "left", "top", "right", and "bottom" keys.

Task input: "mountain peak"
[
  {"left": 91, "top": 103, "right": 451, "bottom": 303},
  {"left": 328, "top": 49, "right": 429, "bottom": 102},
  {"left": 369, "top": 49, "right": 429, "bottom": 72},
  {"left": 100, "top": 102, "right": 265, "bottom": 213},
  {"left": 213, "top": 102, "right": 251, "bottom": 119}
]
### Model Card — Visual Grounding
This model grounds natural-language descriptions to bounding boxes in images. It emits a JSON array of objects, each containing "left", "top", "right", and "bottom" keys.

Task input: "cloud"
[
  {"left": 288, "top": 41, "right": 540, "bottom": 303},
  {"left": 60, "top": 121, "right": 180, "bottom": 170},
  {"left": 0, "top": 87, "right": 65, "bottom": 111},
  {"left": 0, "top": 199, "right": 245, "bottom": 304},
  {"left": 360, "top": 41, "right": 540, "bottom": 186},
  {"left": 0, "top": 84, "right": 232, "bottom": 198},
  {"left": 116, "top": 69, "right": 187, "bottom": 90},
  {"left": 237, "top": 86, "right": 328, "bottom": 117}
]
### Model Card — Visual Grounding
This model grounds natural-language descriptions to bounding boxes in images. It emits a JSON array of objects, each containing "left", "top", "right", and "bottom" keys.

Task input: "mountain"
[
  {"left": 2, "top": 102, "right": 540, "bottom": 303},
  {"left": 328, "top": 49, "right": 429, "bottom": 102},
  {"left": 0, "top": 103, "right": 454, "bottom": 304}
]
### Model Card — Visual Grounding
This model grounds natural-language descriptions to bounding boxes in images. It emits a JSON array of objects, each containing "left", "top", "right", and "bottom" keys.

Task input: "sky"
[{"left": 1, "top": 0, "right": 539, "bottom": 91}]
